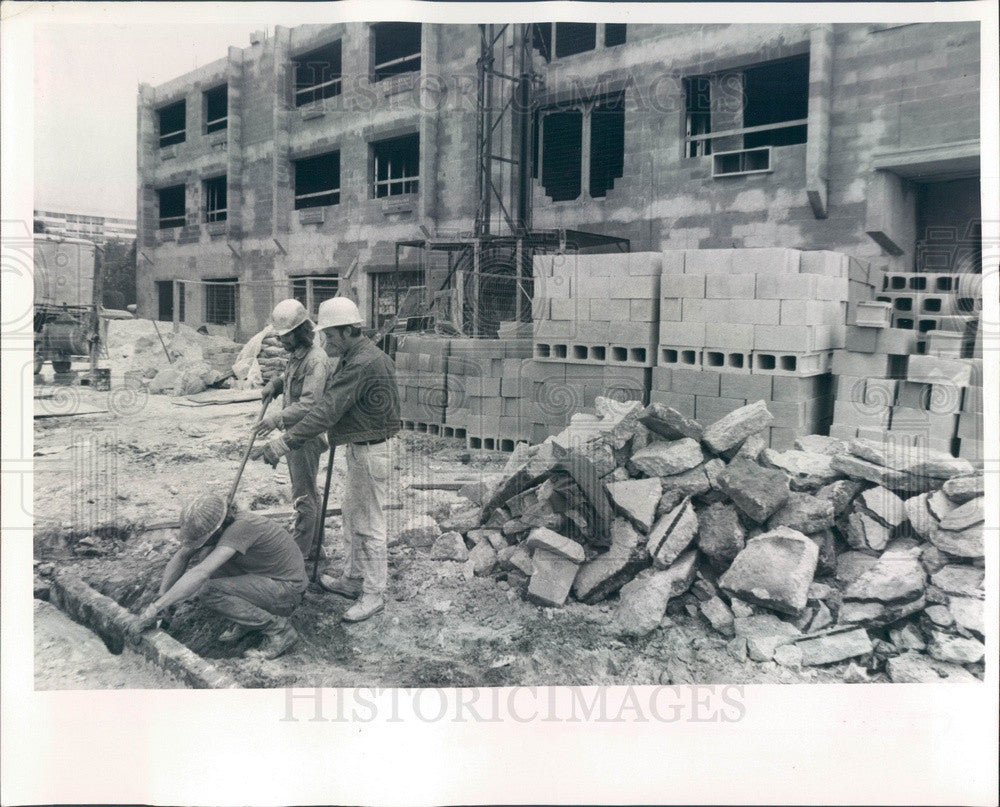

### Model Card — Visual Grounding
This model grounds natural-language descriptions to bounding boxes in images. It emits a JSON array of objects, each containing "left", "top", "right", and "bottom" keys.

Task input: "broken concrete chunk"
[
  {"left": 733, "top": 614, "right": 801, "bottom": 662},
  {"left": 926, "top": 490, "right": 958, "bottom": 521},
  {"left": 931, "top": 565, "right": 984, "bottom": 598},
  {"left": 848, "top": 437, "right": 973, "bottom": 479},
  {"left": 815, "top": 479, "right": 864, "bottom": 517},
  {"left": 889, "top": 622, "right": 926, "bottom": 652},
  {"left": 942, "top": 474, "right": 984, "bottom": 504},
  {"left": 887, "top": 652, "right": 978, "bottom": 683},
  {"left": 700, "top": 596, "right": 735, "bottom": 637},
  {"left": 794, "top": 434, "right": 850, "bottom": 456},
  {"left": 604, "top": 477, "right": 661, "bottom": 533},
  {"left": 844, "top": 553, "right": 926, "bottom": 603},
  {"left": 922, "top": 604, "right": 954, "bottom": 628},
  {"left": 557, "top": 448, "right": 615, "bottom": 540},
  {"left": 808, "top": 601, "right": 834, "bottom": 632},
  {"left": 646, "top": 497, "right": 698, "bottom": 569},
  {"left": 807, "top": 528, "right": 838, "bottom": 578},
  {"left": 903, "top": 493, "right": 937, "bottom": 541},
  {"left": 937, "top": 496, "right": 984, "bottom": 532},
  {"left": 846, "top": 511, "right": 891, "bottom": 552},
  {"left": 797, "top": 628, "right": 873, "bottom": 666},
  {"left": 761, "top": 449, "right": 841, "bottom": 490},
  {"left": 837, "top": 595, "right": 926, "bottom": 627},
  {"left": 857, "top": 485, "right": 906, "bottom": 529},
  {"left": 928, "top": 523, "right": 984, "bottom": 559},
  {"left": 830, "top": 452, "right": 915, "bottom": 490},
  {"left": 614, "top": 551, "right": 698, "bottom": 637},
  {"left": 716, "top": 459, "right": 790, "bottom": 523},
  {"left": 466, "top": 528, "right": 504, "bottom": 547},
  {"left": 729, "top": 432, "right": 768, "bottom": 463},
  {"left": 767, "top": 492, "right": 835, "bottom": 534},
  {"left": 927, "top": 630, "right": 985, "bottom": 665},
  {"left": 836, "top": 550, "right": 879, "bottom": 583},
  {"left": 594, "top": 398, "right": 645, "bottom": 450},
  {"left": 395, "top": 515, "right": 441, "bottom": 548},
  {"left": 947, "top": 596, "right": 984, "bottom": 637},
  {"left": 639, "top": 403, "right": 704, "bottom": 442},
  {"left": 628, "top": 437, "right": 704, "bottom": 478},
  {"left": 697, "top": 501, "right": 746, "bottom": 572},
  {"left": 430, "top": 531, "right": 469, "bottom": 562},
  {"left": 527, "top": 547, "right": 580, "bottom": 607},
  {"left": 468, "top": 541, "right": 498, "bottom": 576},
  {"left": 525, "top": 527, "right": 585, "bottom": 563},
  {"left": 702, "top": 400, "right": 774, "bottom": 455},
  {"left": 719, "top": 527, "right": 819, "bottom": 615},
  {"left": 773, "top": 643, "right": 804, "bottom": 668},
  {"left": 505, "top": 544, "right": 534, "bottom": 577},
  {"left": 572, "top": 549, "right": 649, "bottom": 604}
]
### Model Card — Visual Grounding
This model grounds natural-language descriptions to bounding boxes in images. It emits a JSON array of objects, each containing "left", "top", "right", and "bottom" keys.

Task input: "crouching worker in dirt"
[
  {"left": 136, "top": 492, "right": 307, "bottom": 659},
  {"left": 259, "top": 298, "right": 331, "bottom": 557},
  {"left": 251, "top": 297, "right": 400, "bottom": 624}
]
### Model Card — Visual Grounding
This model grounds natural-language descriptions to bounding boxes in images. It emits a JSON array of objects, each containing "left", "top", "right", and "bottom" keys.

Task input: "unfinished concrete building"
[{"left": 136, "top": 21, "right": 982, "bottom": 339}]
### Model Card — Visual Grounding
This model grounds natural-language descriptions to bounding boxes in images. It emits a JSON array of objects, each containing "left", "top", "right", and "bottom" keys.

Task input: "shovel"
[{"left": 227, "top": 396, "right": 272, "bottom": 508}]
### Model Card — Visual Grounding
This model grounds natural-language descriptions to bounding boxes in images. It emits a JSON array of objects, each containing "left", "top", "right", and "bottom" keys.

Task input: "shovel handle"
[{"left": 227, "top": 397, "right": 271, "bottom": 507}]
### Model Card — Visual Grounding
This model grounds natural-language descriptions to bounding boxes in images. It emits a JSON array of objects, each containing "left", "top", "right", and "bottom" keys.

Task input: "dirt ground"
[{"left": 34, "top": 369, "right": 857, "bottom": 689}]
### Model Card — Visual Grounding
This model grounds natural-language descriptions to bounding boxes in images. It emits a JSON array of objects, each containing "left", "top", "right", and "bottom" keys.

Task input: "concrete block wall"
[{"left": 395, "top": 334, "right": 450, "bottom": 432}]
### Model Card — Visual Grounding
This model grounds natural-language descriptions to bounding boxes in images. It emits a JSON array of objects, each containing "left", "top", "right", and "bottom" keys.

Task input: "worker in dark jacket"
[
  {"left": 252, "top": 297, "right": 400, "bottom": 623},
  {"left": 259, "top": 299, "right": 331, "bottom": 556}
]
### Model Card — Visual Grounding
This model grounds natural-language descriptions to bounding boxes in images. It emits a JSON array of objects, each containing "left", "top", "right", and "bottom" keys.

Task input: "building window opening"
[
  {"left": 204, "top": 84, "right": 228, "bottom": 133},
  {"left": 158, "top": 100, "right": 186, "bottom": 147},
  {"left": 684, "top": 75, "right": 713, "bottom": 157},
  {"left": 156, "top": 281, "right": 174, "bottom": 321},
  {"left": 372, "top": 133, "right": 420, "bottom": 198},
  {"left": 589, "top": 93, "right": 625, "bottom": 198},
  {"left": 157, "top": 185, "right": 185, "bottom": 229},
  {"left": 205, "top": 278, "right": 238, "bottom": 325},
  {"left": 291, "top": 274, "right": 339, "bottom": 315},
  {"left": 372, "top": 23, "right": 421, "bottom": 82},
  {"left": 532, "top": 23, "right": 553, "bottom": 62},
  {"left": 605, "top": 24, "right": 627, "bottom": 47},
  {"left": 555, "top": 23, "right": 597, "bottom": 58},
  {"left": 541, "top": 110, "right": 583, "bottom": 201},
  {"left": 203, "top": 176, "right": 227, "bottom": 223},
  {"left": 294, "top": 40, "right": 342, "bottom": 106},
  {"left": 294, "top": 151, "right": 340, "bottom": 209}
]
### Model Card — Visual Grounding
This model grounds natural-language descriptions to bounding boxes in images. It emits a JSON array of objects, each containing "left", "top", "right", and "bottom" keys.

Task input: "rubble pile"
[
  {"left": 397, "top": 397, "right": 985, "bottom": 681},
  {"left": 106, "top": 319, "right": 241, "bottom": 396},
  {"left": 256, "top": 333, "right": 289, "bottom": 386}
]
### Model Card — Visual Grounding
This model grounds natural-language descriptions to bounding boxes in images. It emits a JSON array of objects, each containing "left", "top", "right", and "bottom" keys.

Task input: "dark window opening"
[
  {"left": 291, "top": 275, "right": 339, "bottom": 315},
  {"left": 684, "top": 75, "right": 713, "bottom": 157},
  {"left": 555, "top": 23, "right": 596, "bottom": 58},
  {"left": 541, "top": 110, "right": 582, "bottom": 201},
  {"left": 372, "top": 133, "right": 420, "bottom": 198},
  {"left": 371, "top": 269, "right": 425, "bottom": 329},
  {"left": 532, "top": 23, "right": 553, "bottom": 62},
  {"left": 372, "top": 23, "right": 421, "bottom": 81},
  {"left": 742, "top": 55, "right": 809, "bottom": 148},
  {"left": 157, "top": 185, "right": 185, "bottom": 229},
  {"left": 158, "top": 100, "right": 186, "bottom": 147},
  {"left": 203, "top": 176, "right": 227, "bottom": 223},
  {"left": 205, "top": 279, "right": 238, "bottom": 325},
  {"left": 204, "top": 84, "right": 227, "bottom": 133},
  {"left": 605, "top": 24, "right": 627, "bottom": 47},
  {"left": 294, "top": 151, "right": 340, "bottom": 209},
  {"left": 293, "top": 40, "right": 342, "bottom": 106},
  {"left": 156, "top": 281, "right": 173, "bottom": 321},
  {"left": 590, "top": 93, "right": 625, "bottom": 198}
]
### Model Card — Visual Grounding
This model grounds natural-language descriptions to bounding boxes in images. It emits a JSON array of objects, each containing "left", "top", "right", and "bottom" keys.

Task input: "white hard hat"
[
  {"left": 271, "top": 298, "right": 311, "bottom": 336},
  {"left": 316, "top": 296, "right": 363, "bottom": 330}
]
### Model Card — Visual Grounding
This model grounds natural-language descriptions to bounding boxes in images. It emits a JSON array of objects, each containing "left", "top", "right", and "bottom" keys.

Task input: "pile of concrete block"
[
  {"left": 445, "top": 337, "right": 533, "bottom": 449},
  {"left": 397, "top": 397, "right": 983, "bottom": 680},
  {"left": 875, "top": 271, "right": 980, "bottom": 354},
  {"left": 394, "top": 334, "right": 450, "bottom": 434},
  {"left": 652, "top": 248, "right": 851, "bottom": 449}
]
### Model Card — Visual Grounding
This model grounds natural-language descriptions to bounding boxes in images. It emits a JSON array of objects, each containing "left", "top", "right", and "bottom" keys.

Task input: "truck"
[{"left": 33, "top": 234, "right": 103, "bottom": 375}]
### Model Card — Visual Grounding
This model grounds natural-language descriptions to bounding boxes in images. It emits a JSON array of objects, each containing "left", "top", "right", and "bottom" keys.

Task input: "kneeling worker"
[
  {"left": 251, "top": 297, "right": 400, "bottom": 624},
  {"left": 259, "top": 298, "right": 331, "bottom": 557},
  {"left": 137, "top": 492, "right": 307, "bottom": 659}
]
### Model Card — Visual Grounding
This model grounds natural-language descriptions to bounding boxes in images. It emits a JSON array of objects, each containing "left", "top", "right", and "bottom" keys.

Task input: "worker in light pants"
[
  {"left": 252, "top": 297, "right": 400, "bottom": 623},
  {"left": 259, "top": 299, "right": 331, "bottom": 557}
]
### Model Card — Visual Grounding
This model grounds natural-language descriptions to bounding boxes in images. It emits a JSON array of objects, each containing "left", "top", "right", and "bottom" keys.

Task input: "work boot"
[
  {"left": 245, "top": 620, "right": 299, "bottom": 660},
  {"left": 318, "top": 574, "right": 363, "bottom": 599},
  {"left": 218, "top": 622, "right": 258, "bottom": 644},
  {"left": 342, "top": 593, "right": 385, "bottom": 623}
]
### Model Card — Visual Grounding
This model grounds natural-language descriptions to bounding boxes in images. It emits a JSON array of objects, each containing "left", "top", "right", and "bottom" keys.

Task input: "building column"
[{"left": 807, "top": 23, "right": 834, "bottom": 219}]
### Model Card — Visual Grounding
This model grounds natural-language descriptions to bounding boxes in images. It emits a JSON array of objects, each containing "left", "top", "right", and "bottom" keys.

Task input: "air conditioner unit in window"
[{"left": 712, "top": 146, "right": 772, "bottom": 178}]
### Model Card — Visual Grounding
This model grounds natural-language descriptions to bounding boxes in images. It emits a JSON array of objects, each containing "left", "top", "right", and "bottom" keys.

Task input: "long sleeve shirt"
[
  {"left": 270, "top": 342, "right": 332, "bottom": 430},
  {"left": 283, "top": 337, "right": 401, "bottom": 450}
]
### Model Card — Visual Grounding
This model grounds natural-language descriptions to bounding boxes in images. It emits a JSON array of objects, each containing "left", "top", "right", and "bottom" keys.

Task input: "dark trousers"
[{"left": 200, "top": 574, "right": 306, "bottom": 634}]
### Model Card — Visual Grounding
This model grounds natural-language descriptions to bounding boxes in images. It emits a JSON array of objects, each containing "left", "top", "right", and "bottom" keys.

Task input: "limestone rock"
[
  {"left": 942, "top": 474, "right": 984, "bottom": 504},
  {"left": 904, "top": 493, "right": 937, "bottom": 541},
  {"left": 466, "top": 528, "right": 504, "bottom": 547},
  {"left": 797, "top": 628, "right": 873, "bottom": 666},
  {"left": 887, "top": 652, "right": 978, "bottom": 683},
  {"left": 647, "top": 497, "right": 698, "bottom": 569},
  {"left": 928, "top": 523, "right": 984, "bottom": 559},
  {"left": 468, "top": 541, "right": 497, "bottom": 576},
  {"left": 815, "top": 479, "right": 864, "bottom": 517},
  {"left": 794, "top": 434, "right": 849, "bottom": 456},
  {"left": 931, "top": 565, "right": 984, "bottom": 598},
  {"left": 525, "top": 527, "right": 585, "bottom": 563},
  {"left": 847, "top": 437, "right": 973, "bottom": 479},
  {"left": 716, "top": 459, "right": 790, "bottom": 523},
  {"left": 846, "top": 510, "right": 891, "bottom": 552},
  {"left": 605, "top": 477, "right": 661, "bottom": 533},
  {"left": 889, "top": 622, "right": 926, "bottom": 652},
  {"left": 947, "top": 596, "right": 984, "bottom": 637},
  {"left": 856, "top": 485, "right": 906, "bottom": 528},
  {"left": 938, "top": 496, "right": 983, "bottom": 532},
  {"left": 730, "top": 432, "right": 768, "bottom": 463},
  {"left": 719, "top": 527, "right": 819, "bottom": 615},
  {"left": 926, "top": 490, "right": 958, "bottom": 521},
  {"left": 430, "top": 531, "right": 469, "bottom": 562},
  {"left": 700, "top": 596, "right": 735, "bottom": 637},
  {"left": 835, "top": 551, "right": 879, "bottom": 584},
  {"left": 844, "top": 553, "right": 926, "bottom": 602},
  {"left": 396, "top": 515, "right": 441, "bottom": 547},
  {"left": 773, "top": 643, "right": 804, "bottom": 668},
  {"left": 733, "top": 614, "right": 800, "bottom": 662},
  {"left": 808, "top": 528, "right": 838, "bottom": 577},
  {"left": 504, "top": 544, "right": 534, "bottom": 577},
  {"left": 697, "top": 502, "right": 746, "bottom": 571},
  {"left": 572, "top": 550, "right": 648, "bottom": 604},
  {"left": 639, "top": 403, "right": 704, "bottom": 442},
  {"left": 927, "top": 631, "right": 985, "bottom": 665},
  {"left": 701, "top": 400, "right": 774, "bottom": 455},
  {"left": 831, "top": 452, "right": 916, "bottom": 490},
  {"left": 808, "top": 601, "right": 833, "bottom": 632},
  {"left": 761, "top": 449, "right": 841, "bottom": 490},
  {"left": 767, "top": 492, "right": 835, "bottom": 534},
  {"left": 614, "top": 551, "right": 698, "bottom": 637},
  {"left": 526, "top": 547, "right": 580, "bottom": 607},
  {"left": 628, "top": 437, "right": 703, "bottom": 478},
  {"left": 838, "top": 595, "right": 926, "bottom": 627}
]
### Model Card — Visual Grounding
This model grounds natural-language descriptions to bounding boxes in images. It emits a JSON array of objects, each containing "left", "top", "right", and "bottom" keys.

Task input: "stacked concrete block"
[
  {"left": 653, "top": 248, "right": 846, "bottom": 449},
  {"left": 445, "top": 338, "right": 532, "bottom": 450},
  {"left": 532, "top": 252, "right": 662, "bottom": 367},
  {"left": 395, "top": 334, "right": 450, "bottom": 434},
  {"left": 875, "top": 270, "right": 981, "bottom": 355}
]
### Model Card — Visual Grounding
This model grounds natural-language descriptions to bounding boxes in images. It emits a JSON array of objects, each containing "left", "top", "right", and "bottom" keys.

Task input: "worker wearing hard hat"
[
  {"left": 251, "top": 297, "right": 400, "bottom": 624},
  {"left": 258, "top": 299, "right": 332, "bottom": 556},
  {"left": 136, "top": 492, "right": 307, "bottom": 660}
]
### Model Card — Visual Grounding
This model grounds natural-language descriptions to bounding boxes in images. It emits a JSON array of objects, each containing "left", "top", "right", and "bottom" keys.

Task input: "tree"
[{"left": 101, "top": 238, "right": 137, "bottom": 310}]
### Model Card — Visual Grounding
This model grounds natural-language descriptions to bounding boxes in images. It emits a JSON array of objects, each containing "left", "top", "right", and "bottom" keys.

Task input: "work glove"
[
  {"left": 254, "top": 411, "right": 282, "bottom": 438},
  {"left": 250, "top": 435, "right": 289, "bottom": 468}
]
